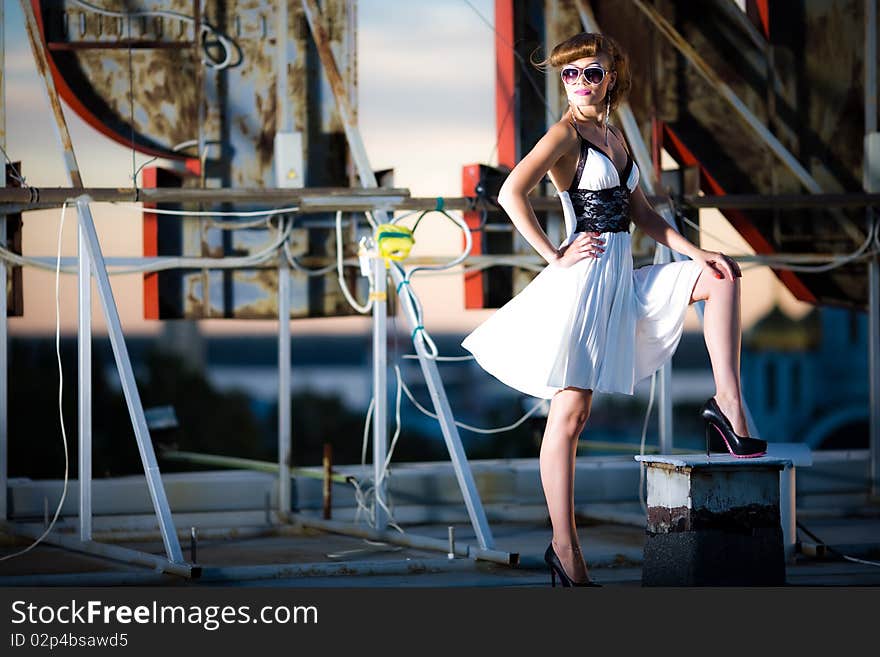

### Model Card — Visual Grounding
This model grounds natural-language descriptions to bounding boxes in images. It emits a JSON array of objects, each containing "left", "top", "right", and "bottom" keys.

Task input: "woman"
[{"left": 461, "top": 32, "right": 767, "bottom": 587}]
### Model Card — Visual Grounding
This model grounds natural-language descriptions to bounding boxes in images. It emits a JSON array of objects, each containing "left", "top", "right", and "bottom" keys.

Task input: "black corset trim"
[{"left": 570, "top": 187, "right": 631, "bottom": 234}]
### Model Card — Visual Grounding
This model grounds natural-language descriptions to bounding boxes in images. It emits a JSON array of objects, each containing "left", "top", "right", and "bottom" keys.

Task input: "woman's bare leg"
[
  {"left": 690, "top": 271, "right": 750, "bottom": 436},
  {"left": 540, "top": 386, "right": 593, "bottom": 582}
]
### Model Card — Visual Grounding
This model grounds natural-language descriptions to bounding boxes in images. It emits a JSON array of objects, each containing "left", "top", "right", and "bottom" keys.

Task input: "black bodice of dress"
[
  {"left": 570, "top": 187, "right": 631, "bottom": 234},
  {"left": 567, "top": 129, "right": 634, "bottom": 234}
]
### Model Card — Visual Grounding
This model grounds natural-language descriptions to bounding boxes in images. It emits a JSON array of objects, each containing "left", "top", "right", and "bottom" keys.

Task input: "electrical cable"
[
  {"left": 0, "top": 215, "right": 293, "bottom": 275},
  {"left": 333, "top": 211, "right": 373, "bottom": 314},
  {"left": 351, "top": 393, "right": 404, "bottom": 536},
  {"left": 671, "top": 202, "right": 879, "bottom": 273},
  {"left": 796, "top": 520, "right": 880, "bottom": 568},
  {"left": 396, "top": 365, "right": 549, "bottom": 434},
  {"left": 387, "top": 204, "right": 474, "bottom": 359},
  {"left": 0, "top": 203, "right": 70, "bottom": 563},
  {"left": 637, "top": 371, "right": 657, "bottom": 516},
  {"left": 110, "top": 202, "right": 303, "bottom": 218},
  {"left": 131, "top": 140, "right": 200, "bottom": 186}
]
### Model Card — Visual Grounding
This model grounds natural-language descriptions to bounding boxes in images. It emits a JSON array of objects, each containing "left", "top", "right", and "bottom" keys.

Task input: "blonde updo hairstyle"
[{"left": 533, "top": 32, "right": 631, "bottom": 112}]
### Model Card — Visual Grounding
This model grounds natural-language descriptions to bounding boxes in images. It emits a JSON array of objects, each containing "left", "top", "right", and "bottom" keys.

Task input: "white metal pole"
[
  {"left": 869, "top": 248, "right": 879, "bottom": 500},
  {"left": 301, "top": 0, "right": 492, "bottom": 544},
  {"left": 388, "top": 264, "right": 495, "bottom": 549},
  {"left": 652, "top": 242, "right": 675, "bottom": 453},
  {"left": 277, "top": 248, "right": 291, "bottom": 517},
  {"left": 75, "top": 197, "right": 184, "bottom": 563},
  {"left": 0, "top": 0, "right": 6, "bottom": 523},
  {"left": 780, "top": 464, "right": 797, "bottom": 563},
  {"left": 0, "top": 213, "right": 5, "bottom": 526},
  {"left": 372, "top": 257, "right": 388, "bottom": 531},
  {"left": 866, "top": 0, "right": 879, "bottom": 500},
  {"left": 77, "top": 224, "right": 92, "bottom": 540}
]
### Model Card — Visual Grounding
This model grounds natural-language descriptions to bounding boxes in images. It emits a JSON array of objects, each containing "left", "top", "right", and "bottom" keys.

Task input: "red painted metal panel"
[
  {"left": 462, "top": 164, "right": 485, "bottom": 309},
  {"left": 141, "top": 167, "right": 160, "bottom": 320},
  {"left": 662, "top": 122, "right": 817, "bottom": 305},
  {"left": 495, "top": 0, "right": 516, "bottom": 169},
  {"left": 141, "top": 165, "right": 196, "bottom": 319},
  {"left": 753, "top": 0, "right": 771, "bottom": 38}
]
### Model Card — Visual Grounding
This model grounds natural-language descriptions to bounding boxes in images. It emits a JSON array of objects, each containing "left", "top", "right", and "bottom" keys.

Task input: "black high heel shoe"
[
  {"left": 700, "top": 397, "right": 767, "bottom": 458},
  {"left": 544, "top": 543, "right": 602, "bottom": 587}
]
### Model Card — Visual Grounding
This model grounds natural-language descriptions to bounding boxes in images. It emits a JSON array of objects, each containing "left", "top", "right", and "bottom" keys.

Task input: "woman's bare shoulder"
[
  {"left": 520, "top": 117, "right": 578, "bottom": 164},
  {"left": 500, "top": 114, "right": 579, "bottom": 196},
  {"left": 544, "top": 115, "right": 579, "bottom": 146}
]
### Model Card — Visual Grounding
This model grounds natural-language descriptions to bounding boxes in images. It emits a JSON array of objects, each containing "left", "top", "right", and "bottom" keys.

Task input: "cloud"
[{"left": 357, "top": 0, "right": 496, "bottom": 95}]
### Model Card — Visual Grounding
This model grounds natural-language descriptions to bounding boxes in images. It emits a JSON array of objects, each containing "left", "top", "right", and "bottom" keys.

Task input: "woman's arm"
[
  {"left": 496, "top": 120, "right": 577, "bottom": 265},
  {"left": 629, "top": 186, "right": 741, "bottom": 280},
  {"left": 629, "top": 186, "right": 702, "bottom": 259}
]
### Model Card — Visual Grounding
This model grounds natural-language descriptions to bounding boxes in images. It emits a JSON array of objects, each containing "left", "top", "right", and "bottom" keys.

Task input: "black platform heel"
[
  {"left": 544, "top": 543, "right": 602, "bottom": 587},
  {"left": 700, "top": 397, "right": 767, "bottom": 458}
]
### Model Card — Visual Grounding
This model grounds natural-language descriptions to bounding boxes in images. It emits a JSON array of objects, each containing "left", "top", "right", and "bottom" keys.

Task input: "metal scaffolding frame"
[
  {"left": 865, "top": 0, "right": 879, "bottom": 499},
  {"left": 0, "top": 0, "right": 510, "bottom": 575},
  {"left": 0, "top": 0, "right": 5, "bottom": 526},
  {"left": 299, "top": 0, "right": 495, "bottom": 549},
  {"left": 1, "top": 0, "right": 877, "bottom": 582}
]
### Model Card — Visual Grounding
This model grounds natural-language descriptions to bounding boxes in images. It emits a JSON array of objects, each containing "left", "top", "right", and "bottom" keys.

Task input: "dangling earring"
[{"left": 604, "top": 94, "right": 611, "bottom": 145}]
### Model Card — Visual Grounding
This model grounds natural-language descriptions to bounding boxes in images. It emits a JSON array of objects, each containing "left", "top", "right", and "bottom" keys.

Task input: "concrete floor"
[{"left": 2, "top": 506, "right": 879, "bottom": 587}]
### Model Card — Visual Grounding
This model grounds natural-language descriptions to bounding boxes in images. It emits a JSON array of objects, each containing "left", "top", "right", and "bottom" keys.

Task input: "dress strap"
[
  {"left": 568, "top": 137, "right": 589, "bottom": 194},
  {"left": 619, "top": 155, "right": 634, "bottom": 190}
]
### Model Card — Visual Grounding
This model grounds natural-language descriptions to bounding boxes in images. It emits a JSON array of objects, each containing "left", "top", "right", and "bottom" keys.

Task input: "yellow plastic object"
[{"left": 374, "top": 224, "right": 415, "bottom": 267}]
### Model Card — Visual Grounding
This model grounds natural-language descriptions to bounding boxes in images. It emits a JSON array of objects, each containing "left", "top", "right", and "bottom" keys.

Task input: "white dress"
[{"left": 461, "top": 129, "right": 704, "bottom": 400}]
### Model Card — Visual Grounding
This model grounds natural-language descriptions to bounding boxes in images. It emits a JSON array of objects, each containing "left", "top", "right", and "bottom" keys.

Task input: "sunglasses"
[{"left": 560, "top": 64, "right": 609, "bottom": 86}]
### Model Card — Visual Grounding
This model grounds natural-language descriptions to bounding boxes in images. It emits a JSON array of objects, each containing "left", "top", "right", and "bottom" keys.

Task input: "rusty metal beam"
[
  {"left": 0, "top": 185, "right": 409, "bottom": 205},
  {"left": 710, "top": 0, "right": 770, "bottom": 52},
  {"left": 1, "top": 187, "right": 879, "bottom": 213},
  {"left": 20, "top": 0, "right": 83, "bottom": 189},
  {"left": 683, "top": 193, "right": 880, "bottom": 210},
  {"left": 300, "top": 0, "right": 374, "bottom": 190},
  {"left": 46, "top": 40, "right": 195, "bottom": 50},
  {"left": 631, "top": 0, "right": 867, "bottom": 247},
  {"left": 631, "top": 0, "right": 816, "bottom": 195}
]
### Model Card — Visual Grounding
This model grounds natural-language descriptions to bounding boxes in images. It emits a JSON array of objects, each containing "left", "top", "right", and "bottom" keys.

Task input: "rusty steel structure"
[
  {"left": 557, "top": 0, "right": 875, "bottom": 310},
  {"left": 1, "top": 0, "right": 504, "bottom": 571},
  {"left": 472, "top": 0, "right": 875, "bottom": 311},
  {"left": 31, "top": 0, "right": 361, "bottom": 320},
  {"left": 20, "top": 1, "right": 880, "bottom": 314},
  {"left": 32, "top": 0, "right": 355, "bottom": 182}
]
